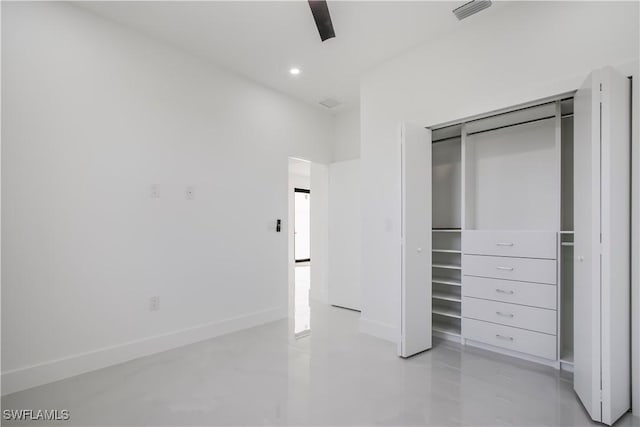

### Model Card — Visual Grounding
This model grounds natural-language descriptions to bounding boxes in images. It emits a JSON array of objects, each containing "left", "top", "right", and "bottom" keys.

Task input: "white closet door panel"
[
  {"left": 463, "top": 318, "right": 557, "bottom": 360},
  {"left": 463, "top": 255, "right": 557, "bottom": 285},
  {"left": 599, "top": 66, "right": 631, "bottom": 426},
  {"left": 463, "top": 297, "right": 557, "bottom": 335},
  {"left": 400, "top": 123, "right": 432, "bottom": 357},
  {"left": 573, "top": 69, "right": 602, "bottom": 423},
  {"left": 463, "top": 276, "right": 557, "bottom": 309},
  {"left": 463, "top": 230, "right": 557, "bottom": 259}
]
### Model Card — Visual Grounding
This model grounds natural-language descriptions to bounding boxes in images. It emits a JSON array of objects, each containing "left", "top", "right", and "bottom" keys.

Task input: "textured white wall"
[{"left": 1, "top": 2, "right": 332, "bottom": 393}]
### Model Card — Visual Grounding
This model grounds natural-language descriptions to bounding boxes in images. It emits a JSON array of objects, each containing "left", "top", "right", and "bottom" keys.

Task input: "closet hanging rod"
[
  {"left": 429, "top": 94, "right": 574, "bottom": 131},
  {"left": 561, "top": 113, "right": 574, "bottom": 119},
  {"left": 466, "top": 115, "right": 555, "bottom": 137},
  {"left": 432, "top": 135, "right": 461, "bottom": 144}
]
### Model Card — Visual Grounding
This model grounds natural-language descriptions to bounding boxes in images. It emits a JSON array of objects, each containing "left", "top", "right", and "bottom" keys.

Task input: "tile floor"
[{"left": 2, "top": 303, "right": 638, "bottom": 426}]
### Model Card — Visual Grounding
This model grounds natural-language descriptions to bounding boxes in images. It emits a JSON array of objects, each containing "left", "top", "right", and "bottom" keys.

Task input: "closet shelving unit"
[
  {"left": 427, "top": 98, "right": 578, "bottom": 359},
  {"left": 431, "top": 126, "right": 463, "bottom": 340},
  {"left": 401, "top": 66, "right": 631, "bottom": 426}
]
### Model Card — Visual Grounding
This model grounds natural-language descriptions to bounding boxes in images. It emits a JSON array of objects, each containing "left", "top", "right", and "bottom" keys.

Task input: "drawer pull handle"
[
  {"left": 496, "top": 289, "right": 514, "bottom": 295},
  {"left": 496, "top": 311, "right": 514, "bottom": 318},
  {"left": 496, "top": 266, "right": 514, "bottom": 271},
  {"left": 496, "top": 242, "right": 514, "bottom": 247},
  {"left": 496, "top": 334, "right": 514, "bottom": 341}
]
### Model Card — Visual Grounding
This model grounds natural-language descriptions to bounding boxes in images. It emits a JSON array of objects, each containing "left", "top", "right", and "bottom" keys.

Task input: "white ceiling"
[{"left": 77, "top": 1, "right": 507, "bottom": 112}]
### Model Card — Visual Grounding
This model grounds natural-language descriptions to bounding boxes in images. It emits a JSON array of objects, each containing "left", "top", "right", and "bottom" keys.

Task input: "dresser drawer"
[
  {"left": 463, "top": 297, "right": 556, "bottom": 335},
  {"left": 462, "top": 231, "right": 557, "bottom": 259},
  {"left": 463, "top": 276, "right": 557, "bottom": 309},
  {"left": 463, "top": 254, "right": 557, "bottom": 285},
  {"left": 463, "top": 318, "right": 557, "bottom": 360}
]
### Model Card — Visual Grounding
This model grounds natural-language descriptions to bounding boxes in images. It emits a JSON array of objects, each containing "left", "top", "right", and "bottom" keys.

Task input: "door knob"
[
  {"left": 417, "top": 248, "right": 422, "bottom": 253},
  {"left": 578, "top": 256, "right": 584, "bottom": 262}
]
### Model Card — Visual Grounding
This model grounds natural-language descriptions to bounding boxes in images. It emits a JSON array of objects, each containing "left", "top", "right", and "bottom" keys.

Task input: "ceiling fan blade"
[{"left": 308, "top": 0, "right": 335, "bottom": 42}]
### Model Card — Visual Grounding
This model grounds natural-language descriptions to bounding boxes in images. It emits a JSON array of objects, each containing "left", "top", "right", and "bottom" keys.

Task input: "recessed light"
[{"left": 289, "top": 67, "right": 301, "bottom": 76}]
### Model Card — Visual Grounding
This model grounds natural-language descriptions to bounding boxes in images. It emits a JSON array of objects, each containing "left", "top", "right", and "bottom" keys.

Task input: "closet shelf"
[
  {"left": 432, "top": 277, "right": 462, "bottom": 287},
  {"left": 432, "top": 264, "right": 462, "bottom": 270},
  {"left": 561, "top": 242, "right": 574, "bottom": 247},
  {"left": 432, "top": 249, "right": 462, "bottom": 254},
  {"left": 432, "top": 307, "right": 462, "bottom": 319},
  {"left": 432, "top": 228, "right": 462, "bottom": 233},
  {"left": 433, "top": 323, "right": 461, "bottom": 337},
  {"left": 433, "top": 292, "right": 461, "bottom": 303}
]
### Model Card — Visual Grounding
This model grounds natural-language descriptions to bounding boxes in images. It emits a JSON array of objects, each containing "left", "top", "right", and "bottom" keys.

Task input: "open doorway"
[
  {"left": 288, "top": 158, "right": 328, "bottom": 338},
  {"left": 294, "top": 188, "right": 311, "bottom": 336},
  {"left": 289, "top": 159, "right": 311, "bottom": 337}
]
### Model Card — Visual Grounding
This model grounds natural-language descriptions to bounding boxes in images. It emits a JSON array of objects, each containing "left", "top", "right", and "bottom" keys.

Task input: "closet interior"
[
  {"left": 401, "top": 66, "right": 631, "bottom": 425},
  {"left": 429, "top": 97, "right": 576, "bottom": 369},
  {"left": 431, "top": 125, "right": 462, "bottom": 339}
]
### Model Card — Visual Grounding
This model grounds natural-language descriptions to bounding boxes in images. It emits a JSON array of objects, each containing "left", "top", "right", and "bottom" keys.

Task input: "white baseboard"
[
  {"left": 2, "top": 306, "right": 287, "bottom": 396},
  {"left": 359, "top": 317, "right": 397, "bottom": 343},
  {"left": 464, "top": 338, "right": 559, "bottom": 369}
]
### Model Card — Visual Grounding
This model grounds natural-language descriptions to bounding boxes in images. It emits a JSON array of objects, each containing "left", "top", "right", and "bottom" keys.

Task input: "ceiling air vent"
[
  {"left": 453, "top": 0, "right": 492, "bottom": 20},
  {"left": 319, "top": 98, "right": 341, "bottom": 109}
]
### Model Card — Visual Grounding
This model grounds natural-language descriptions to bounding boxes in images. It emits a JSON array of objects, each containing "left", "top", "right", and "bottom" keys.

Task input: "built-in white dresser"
[{"left": 461, "top": 231, "right": 558, "bottom": 361}]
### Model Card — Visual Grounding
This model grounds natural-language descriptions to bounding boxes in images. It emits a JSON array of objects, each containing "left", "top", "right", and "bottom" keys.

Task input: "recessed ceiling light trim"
[{"left": 453, "top": 0, "right": 492, "bottom": 20}]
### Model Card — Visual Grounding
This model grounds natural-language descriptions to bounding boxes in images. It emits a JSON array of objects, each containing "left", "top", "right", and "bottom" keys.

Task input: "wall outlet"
[
  {"left": 149, "top": 296, "right": 160, "bottom": 311},
  {"left": 151, "top": 184, "right": 160, "bottom": 199},
  {"left": 186, "top": 186, "right": 194, "bottom": 200}
]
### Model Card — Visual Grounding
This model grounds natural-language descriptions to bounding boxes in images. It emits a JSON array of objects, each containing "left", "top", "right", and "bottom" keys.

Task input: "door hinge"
[
  {"left": 599, "top": 83, "right": 604, "bottom": 103},
  {"left": 599, "top": 389, "right": 603, "bottom": 402}
]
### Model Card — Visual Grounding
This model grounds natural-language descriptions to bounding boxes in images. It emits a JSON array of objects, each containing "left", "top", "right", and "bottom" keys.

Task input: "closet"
[{"left": 399, "top": 66, "right": 631, "bottom": 425}]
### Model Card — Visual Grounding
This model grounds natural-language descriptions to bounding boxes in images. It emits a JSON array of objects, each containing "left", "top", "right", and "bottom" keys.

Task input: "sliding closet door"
[
  {"left": 400, "top": 123, "right": 432, "bottom": 357},
  {"left": 574, "top": 67, "right": 630, "bottom": 425}
]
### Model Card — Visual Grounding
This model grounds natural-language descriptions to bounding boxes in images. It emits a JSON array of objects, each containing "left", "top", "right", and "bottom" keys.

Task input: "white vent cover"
[
  {"left": 319, "top": 98, "right": 341, "bottom": 109},
  {"left": 453, "top": 0, "right": 492, "bottom": 20}
]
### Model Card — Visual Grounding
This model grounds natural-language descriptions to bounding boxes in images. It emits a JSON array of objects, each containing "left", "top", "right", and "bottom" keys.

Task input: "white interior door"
[
  {"left": 574, "top": 66, "right": 631, "bottom": 425},
  {"left": 400, "top": 123, "right": 432, "bottom": 357}
]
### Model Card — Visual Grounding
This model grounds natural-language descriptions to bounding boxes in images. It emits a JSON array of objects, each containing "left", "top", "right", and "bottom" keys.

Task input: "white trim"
[
  {"left": 560, "top": 360, "right": 575, "bottom": 373},
  {"left": 359, "top": 317, "right": 397, "bottom": 343},
  {"left": 433, "top": 330, "right": 462, "bottom": 344},
  {"left": 1, "top": 307, "right": 286, "bottom": 396},
  {"left": 464, "top": 338, "right": 560, "bottom": 369}
]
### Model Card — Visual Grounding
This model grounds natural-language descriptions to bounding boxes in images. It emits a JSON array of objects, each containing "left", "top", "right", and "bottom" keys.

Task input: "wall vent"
[
  {"left": 319, "top": 98, "right": 341, "bottom": 109},
  {"left": 453, "top": 0, "right": 492, "bottom": 20}
]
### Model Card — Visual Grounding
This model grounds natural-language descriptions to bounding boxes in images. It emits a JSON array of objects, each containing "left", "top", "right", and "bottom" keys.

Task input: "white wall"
[
  {"left": 1, "top": 2, "right": 333, "bottom": 394},
  {"left": 332, "top": 108, "right": 360, "bottom": 162},
  {"left": 327, "top": 107, "right": 361, "bottom": 310},
  {"left": 328, "top": 159, "right": 361, "bottom": 310},
  {"left": 359, "top": 1, "right": 639, "bottom": 342},
  {"left": 310, "top": 163, "right": 329, "bottom": 304}
]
